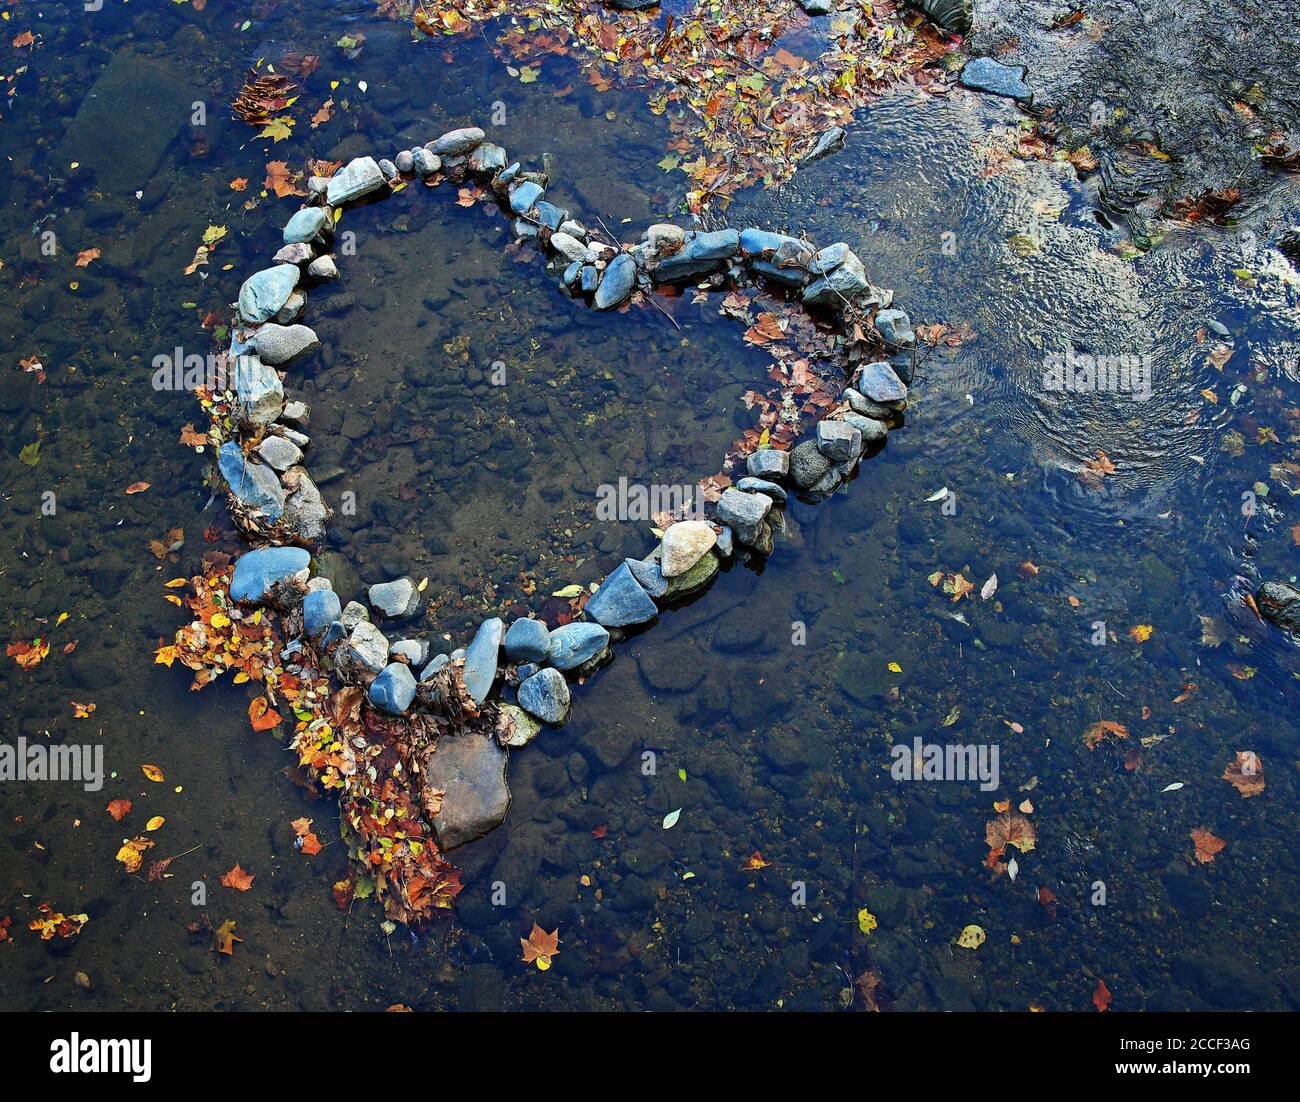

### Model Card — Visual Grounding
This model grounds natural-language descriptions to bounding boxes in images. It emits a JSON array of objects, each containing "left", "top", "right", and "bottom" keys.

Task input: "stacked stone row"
[{"left": 216, "top": 123, "right": 917, "bottom": 752}]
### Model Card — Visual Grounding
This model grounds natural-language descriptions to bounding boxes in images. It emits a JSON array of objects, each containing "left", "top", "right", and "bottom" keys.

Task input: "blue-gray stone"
[
  {"left": 626, "top": 557, "right": 669, "bottom": 599},
  {"left": 739, "top": 227, "right": 802, "bottom": 258},
  {"left": 854, "top": 360, "right": 908, "bottom": 404},
  {"left": 238, "top": 264, "right": 299, "bottom": 324},
  {"left": 736, "top": 476, "right": 788, "bottom": 505},
  {"left": 419, "top": 652, "right": 450, "bottom": 681},
  {"left": 504, "top": 618, "right": 551, "bottom": 663},
  {"left": 580, "top": 265, "right": 600, "bottom": 293},
  {"left": 325, "top": 156, "right": 386, "bottom": 205},
  {"left": 548, "top": 622, "right": 610, "bottom": 670},
  {"left": 390, "top": 638, "right": 430, "bottom": 666},
  {"left": 432, "top": 127, "right": 485, "bottom": 156},
  {"left": 230, "top": 547, "right": 310, "bottom": 605},
  {"left": 874, "top": 308, "right": 915, "bottom": 347},
  {"left": 595, "top": 253, "right": 637, "bottom": 310},
  {"left": 584, "top": 561, "right": 659, "bottom": 628},
  {"left": 462, "top": 617, "right": 504, "bottom": 704},
  {"left": 498, "top": 163, "right": 520, "bottom": 186},
  {"left": 960, "top": 57, "right": 1033, "bottom": 102},
  {"left": 841, "top": 411, "right": 889, "bottom": 445},
  {"left": 803, "top": 250, "right": 869, "bottom": 306},
  {"left": 751, "top": 257, "right": 810, "bottom": 287},
  {"left": 368, "top": 577, "right": 420, "bottom": 619},
  {"left": 369, "top": 662, "right": 417, "bottom": 715},
  {"left": 218, "top": 441, "right": 286, "bottom": 519},
  {"left": 347, "top": 621, "right": 389, "bottom": 674},
  {"left": 715, "top": 526, "right": 735, "bottom": 557},
  {"left": 283, "top": 207, "right": 328, "bottom": 245},
  {"left": 817, "top": 419, "right": 863, "bottom": 462},
  {"left": 468, "top": 142, "right": 507, "bottom": 174},
  {"left": 321, "top": 621, "right": 346, "bottom": 647},
  {"left": 509, "top": 180, "right": 544, "bottom": 214},
  {"left": 517, "top": 667, "right": 571, "bottom": 725},
  {"left": 234, "top": 355, "right": 284, "bottom": 425},
  {"left": 563, "top": 261, "right": 582, "bottom": 287},
  {"left": 302, "top": 588, "right": 342, "bottom": 636},
  {"left": 412, "top": 147, "right": 441, "bottom": 177},
  {"left": 535, "top": 201, "right": 568, "bottom": 230},
  {"left": 716, "top": 488, "right": 772, "bottom": 546},
  {"left": 906, "top": 0, "right": 972, "bottom": 34},
  {"left": 747, "top": 449, "right": 790, "bottom": 479},
  {"left": 654, "top": 228, "right": 740, "bottom": 281},
  {"left": 516, "top": 662, "right": 540, "bottom": 681},
  {"left": 812, "top": 241, "right": 850, "bottom": 274}
]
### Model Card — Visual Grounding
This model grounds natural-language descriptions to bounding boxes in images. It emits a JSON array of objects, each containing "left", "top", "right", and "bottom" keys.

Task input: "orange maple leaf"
[
  {"left": 220, "top": 863, "right": 255, "bottom": 891},
  {"left": 1222, "top": 752, "right": 1264, "bottom": 798},
  {"left": 248, "top": 696, "right": 282, "bottom": 731},
  {"left": 106, "top": 799, "right": 132, "bottom": 822},
  {"left": 1083, "top": 720, "right": 1129, "bottom": 751},
  {"left": 1190, "top": 827, "right": 1226, "bottom": 864},
  {"left": 520, "top": 923, "right": 561, "bottom": 970},
  {"left": 1092, "top": 978, "right": 1112, "bottom": 1012}
]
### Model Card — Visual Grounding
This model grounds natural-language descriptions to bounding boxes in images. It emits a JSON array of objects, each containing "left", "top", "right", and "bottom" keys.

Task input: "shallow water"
[{"left": 2, "top": 0, "right": 1299, "bottom": 1011}]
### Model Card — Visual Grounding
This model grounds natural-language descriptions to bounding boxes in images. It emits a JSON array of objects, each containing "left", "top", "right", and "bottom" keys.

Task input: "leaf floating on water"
[
  {"left": 142, "top": 764, "right": 165, "bottom": 783},
  {"left": 125, "top": 481, "right": 150, "bottom": 495},
  {"left": 955, "top": 924, "right": 986, "bottom": 950},
  {"left": 925, "top": 487, "right": 950, "bottom": 502},
  {"left": 1160, "top": 782, "right": 1185, "bottom": 793},
  {"left": 145, "top": 816, "right": 166, "bottom": 832},
  {"left": 1223, "top": 751, "right": 1264, "bottom": 798},
  {"left": 980, "top": 573, "right": 998, "bottom": 600},
  {"left": 1190, "top": 827, "right": 1226, "bottom": 864},
  {"left": 520, "top": 923, "right": 560, "bottom": 971},
  {"left": 551, "top": 584, "right": 583, "bottom": 598},
  {"left": 1007, "top": 856, "right": 1019, "bottom": 881},
  {"left": 220, "top": 864, "right": 255, "bottom": 892},
  {"left": 857, "top": 907, "right": 878, "bottom": 936},
  {"left": 1093, "top": 979, "right": 1113, "bottom": 1012},
  {"left": 661, "top": 808, "right": 681, "bottom": 830}
]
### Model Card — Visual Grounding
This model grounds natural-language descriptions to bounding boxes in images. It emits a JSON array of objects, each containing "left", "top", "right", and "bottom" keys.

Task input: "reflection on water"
[{"left": 1, "top": 0, "right": 1299, "bottom": 1011}]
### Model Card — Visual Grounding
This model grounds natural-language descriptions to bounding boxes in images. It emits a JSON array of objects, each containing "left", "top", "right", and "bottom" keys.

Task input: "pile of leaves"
[
  {"left": 392, "top": 0, "right": 954, "bottom": 211},
  {"left": 156, "top": 566, "right": 462, "bottom": 924}
]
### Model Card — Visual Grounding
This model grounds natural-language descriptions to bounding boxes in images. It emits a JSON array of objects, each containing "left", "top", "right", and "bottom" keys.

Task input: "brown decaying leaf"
[
  {"left": 1222, "top": 751, "right": 1264, "bottom": 798},
  {"left": 520, "top": 922, "right": 561, "bottom": 969},
  {"left": 220, "top": 863, "right": 256, "bottom": 891},
  {"left": 1190, "top": 827, "right": 1226, "bottom": 864}
]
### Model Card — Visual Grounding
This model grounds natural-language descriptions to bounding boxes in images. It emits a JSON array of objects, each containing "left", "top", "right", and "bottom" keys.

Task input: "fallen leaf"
[
  {"left": 106, "top": 799, "right": 132, "bottom": 822},
  {"left": 1222, "top": 751, "right": 1264, "bottom": 798},
  {"left": 1190, "top": 827, "right": 1226, "bottom": 864},
  {"left": 220, "top": 864, "right": 256, "bottom": 891},
  {"left": 520, "top": 922, "right": 560, "bottom": 970},
  {"left": 1093, "top": 978, "right": 1112, "bottom": 1012}
]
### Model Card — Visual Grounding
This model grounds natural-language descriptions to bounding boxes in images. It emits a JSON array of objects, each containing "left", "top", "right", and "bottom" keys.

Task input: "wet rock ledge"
[{"left": 203, "top": 122, "right": 918, "bottom": 853}]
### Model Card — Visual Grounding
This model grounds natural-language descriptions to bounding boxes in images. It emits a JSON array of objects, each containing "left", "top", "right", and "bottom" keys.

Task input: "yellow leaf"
[
  {"left": 163, "top": 578, "right": 188, "bottom": 588},
  {"left": 857, "top": 907, "right": 878, "bottom": 935},
  {"left": 956, "top": 924, "right": 986, "bottom": 949},
  {"left": 145, "top": 816, "right": 166, "bottom": 831},
  {"left": 142, "top": 764, "right": 165, "bottom": 783},
  {"left": 887, "top": 661, "right": 902, "bottom": 673},
  {"left": 1128, "top": 624, "right": 1154, "bottom": 643}
]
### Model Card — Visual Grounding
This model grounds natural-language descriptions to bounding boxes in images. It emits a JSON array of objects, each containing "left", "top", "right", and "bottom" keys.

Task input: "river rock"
[
  {"left": 609, "top": 0, "right": 661, "bottom": 8},
  {"left": 1256, "top": 582, "right": 1300, "bottom": 633},
  {"left": 803, "top": 249, "right": 869, "bottom": 306},
  {"left": 325, "top": 156, "right": 387, "bottom": 205},
  {"left": 420, "top": 652, "right": 450, "bottom": 680},
  {"left": 874, "top": 308, "right": 915, "bottom": 347},
  {"left": 790, "top": 439, "right": 833, "bottom": 489},
  {"left": 585, "top": 561, "right": 659, "bottom": 627},
  {"left": 368, "top": 577, "right": 420, "bottom": 619},
  {"left": 412, "top": 147, "right": 441, "bottom": 177},
  {"left": 394, "top": 149, "right": 414, "bottom": 174},
  {"left": 716, "top": 488, "right": 772, "bottom": 546},
  {"left": 427, "top": 732, "right": 511, "bottom": 850},
  {"left": 548, "top": 622, "right": 610, "bottom": 670},
  {"left": 626, "top": 556, "right": 669, "bottom": 598},
  {"left": 369, "top": 662, "right": 417, "bottom": 715},
  {"left": 469, "top": 142, "right": 508, "bottom": 175},
  {"left": 504, "top": 618, "right": 551, "bottom": 663},
  {"left": 550, "top": 232, "right": 588, "bottom": 264},
  {"left": 239, "top": 264, "right": 300, "bottom": 324},
  {"left": 853, "top": 360, "right": 908, "bottom": 405},
  {"left": 462, "top": 617, "right": 504, "bottom": 704},
  {"left": 496, "top": 703, "right": 542, "bottom": 749},
  {"left": 517, "top": 667, "right": 571, "bottom": 725},
  {"left": 234, "top": 355, "right": 284, "bottom": 425},
  {"left": 390, "top": 638, "right": 430, "bottom": 667},
  {"left": 307, "top": 255, "right": 339, "bottom": 281},
  {"left": 218, "top": 442, "right": 286, "bottom": 519},
  {"left": 747, "top": 448, "right": 790, "bottom": 479},
  {"left": 595, "top": 253, "right": 638, "bottom": 309},
  {"left": 904, "top": 0, "right": 972, "bottom": 34},
  {"left": 840, "top": 411, "right": 889, "bottom": 445},
  {"left": 432, "top": 127, "right": 485, "bottom": 156},
  {"left": 283, "top": 207, "right": 329, "bottom": 245},
  {"left": 229, "top": 547, "right": 310, "bottom": 605},
  {"left": 654, "top": 228, "right": 740, "bottom": 281},
  {"left": 302, "top": 588, "right": 342, "bottom": 637},
  {"left": 845, "top": 388, "right": 900, "bottom": 420},
  {"left": 801, "top": 126, "right": 846, "bottom": 164},
  {"left": 340, "top": 601, "right": 369, "bottom": 631},
  {"left": 509, "top": 181, "right": 544, "bottom": 215},
  {"left": 660, "top": 520, "right": 717, "bottom": 577},
  {"left": 736, "top": 476, "right": 788, "bottom": 505},
  {"left": 275, "top": 292, "right": 307, "bottom": 325},
  {"left": 644, "top": 223, "right": 685, "bottom": 257},
  {"left": 274, "top": 243, "right": 315, "bottom": 266},
  {"left": 796, "top": 0, "right": 833, "bottom": 15},
  {"left": 281, "top": 468, "right": 330, "bottom": 543},
  {"left": 346, "top": 621, "right": 389, "bottom": 674},
  {"left": 817, "top": 419, "right": 862, "bottom": 462},
  {"left": 960, "top": 57, "right": 1033, "bottom": 102},
  {"left": 256, "top": 434, "right": 303, "bottom": 471},
  {"left": 253, "top": 323, "right": 319, "bottom": 366}
]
